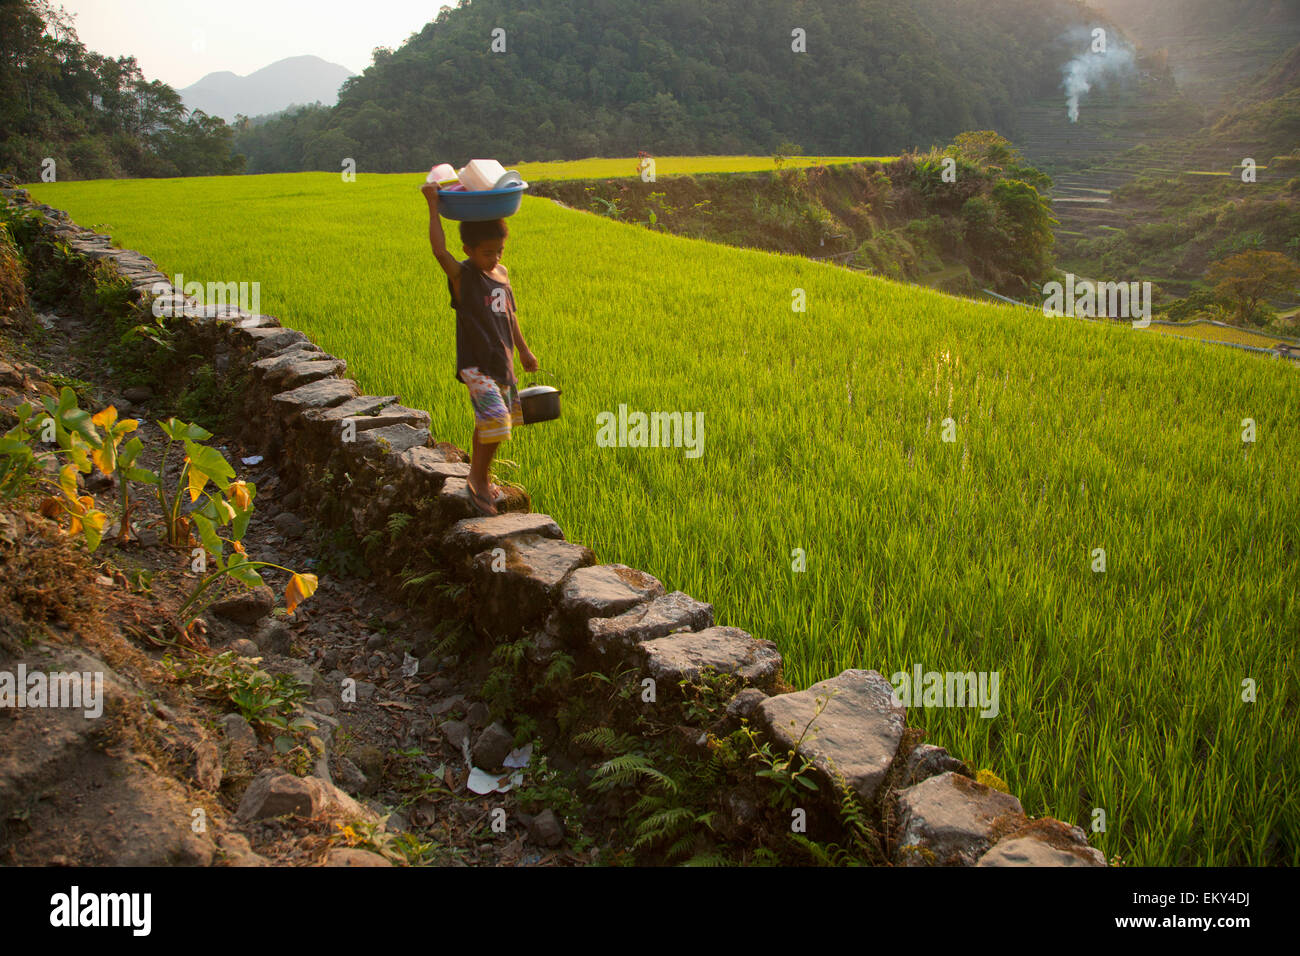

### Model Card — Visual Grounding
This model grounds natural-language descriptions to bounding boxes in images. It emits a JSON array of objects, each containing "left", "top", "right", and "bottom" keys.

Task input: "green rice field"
[
  {"left": 1150, "top": 320, "right": 1298, "bottom": 349},
  {"left": 511, "top": 154, "right": 890, "bottom": 180},
  {"left": 25, "top": 169, "right": 1300, "bottom": 867}
]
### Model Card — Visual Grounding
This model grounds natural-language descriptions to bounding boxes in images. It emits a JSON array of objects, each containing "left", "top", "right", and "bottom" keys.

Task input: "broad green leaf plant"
[{"left": 0, "top": 390, "right": 317, "bottom": 628}]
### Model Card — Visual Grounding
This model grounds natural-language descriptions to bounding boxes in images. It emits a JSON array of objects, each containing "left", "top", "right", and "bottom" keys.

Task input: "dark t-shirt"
[{"left": 449, "top": 259, "right": 516, "bottom": 386}]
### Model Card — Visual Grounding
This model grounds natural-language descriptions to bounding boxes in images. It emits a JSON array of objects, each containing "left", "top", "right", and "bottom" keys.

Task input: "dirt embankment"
[
  {"left": 529, "top": 162, "right": 994, "bottom": 296},
  {"left": 531, "top": 162, "right": 886, "bottom": 257}
]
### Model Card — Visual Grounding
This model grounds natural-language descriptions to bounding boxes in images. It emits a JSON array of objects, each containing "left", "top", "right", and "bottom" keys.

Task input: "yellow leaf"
[
  {"left": 91, "top": 444, "right": 116, "bottom": 476},
  {"left": 187, "top": 465, "right": 209, "bottom": 503},
  {"left": 85, "top": 510, "right": 107, "bottom": 533},
  {"left": 91, "top": 406, "right": 118, "bottom": 429},
  {"left": 230, "top": 480, "right": 251, "bottom": 510},
  {"left": 59, "top": 463, "right": 78, "bottom": 500},
  {"left": 285, "top": 572, "right": 318, "bottom": 615}
]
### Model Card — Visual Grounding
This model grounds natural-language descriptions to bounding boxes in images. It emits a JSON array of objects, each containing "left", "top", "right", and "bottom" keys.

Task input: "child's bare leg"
[{"left": 468, "top": 429, "right": 500, "bottom": 497}]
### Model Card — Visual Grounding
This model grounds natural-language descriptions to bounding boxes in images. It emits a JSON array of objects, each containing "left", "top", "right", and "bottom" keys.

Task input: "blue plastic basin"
[{"left": 437, "top": 182, "right": 529, "bottom": 221}]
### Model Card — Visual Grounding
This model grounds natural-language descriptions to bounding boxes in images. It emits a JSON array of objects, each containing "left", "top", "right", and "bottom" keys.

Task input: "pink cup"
[{"left": 426, "top": 162, "right": 457, "bottom": 184}]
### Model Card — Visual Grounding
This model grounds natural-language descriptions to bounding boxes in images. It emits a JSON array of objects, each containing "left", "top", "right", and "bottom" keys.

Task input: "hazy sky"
[{"left": 54, "top": 0, "right": 450, "bottom": 88}]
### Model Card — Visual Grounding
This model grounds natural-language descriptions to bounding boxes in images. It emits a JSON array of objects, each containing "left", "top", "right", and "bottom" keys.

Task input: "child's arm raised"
[{"left": 421, "top": 183, "right": 461, "bottom": 299}]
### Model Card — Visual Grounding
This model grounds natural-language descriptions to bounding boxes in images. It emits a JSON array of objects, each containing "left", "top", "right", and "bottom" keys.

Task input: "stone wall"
[{"left": 3, "top": 184, "right": 1106, "bottom": 866}]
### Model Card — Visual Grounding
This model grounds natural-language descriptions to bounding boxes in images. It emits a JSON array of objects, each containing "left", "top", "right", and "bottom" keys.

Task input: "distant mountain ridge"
[{"left": 180, "top": 55, "right": 354, "bottom": 121}]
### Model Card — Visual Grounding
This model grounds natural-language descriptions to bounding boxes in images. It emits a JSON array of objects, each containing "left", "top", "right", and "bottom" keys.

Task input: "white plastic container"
[{"left": 458, "top": 159, "right": 507, "bottom": 192}]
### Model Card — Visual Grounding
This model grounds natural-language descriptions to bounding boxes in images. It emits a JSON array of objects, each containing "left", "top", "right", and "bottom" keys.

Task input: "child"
[{"left": 421, "top": 183, "right": 539, "bottom": 516}]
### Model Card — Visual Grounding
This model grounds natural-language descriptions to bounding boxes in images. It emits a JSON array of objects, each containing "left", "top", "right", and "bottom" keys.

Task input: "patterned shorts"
[{"left": 459, "top": 367, "right": 523, "bottom": 443}]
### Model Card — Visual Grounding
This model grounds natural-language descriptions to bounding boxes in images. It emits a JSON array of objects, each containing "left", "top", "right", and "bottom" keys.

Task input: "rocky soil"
[{"left": 0, "top": 306, "right": 603, "bottom": 866}]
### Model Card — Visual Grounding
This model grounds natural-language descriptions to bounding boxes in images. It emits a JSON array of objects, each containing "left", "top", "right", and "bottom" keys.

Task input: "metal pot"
[{"left": 518, "top": 369, "right": 562, "bottom": 424}]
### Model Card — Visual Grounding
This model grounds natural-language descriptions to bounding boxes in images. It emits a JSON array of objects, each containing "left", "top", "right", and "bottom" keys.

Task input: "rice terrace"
[{"left": 1, "top": 0, "right": 1298, "bottom": 886}]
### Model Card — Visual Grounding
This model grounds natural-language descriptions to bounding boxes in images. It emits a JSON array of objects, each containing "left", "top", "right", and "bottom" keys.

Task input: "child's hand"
[{"left": 520, "top": 350, "right": 540, "bottom": 373}]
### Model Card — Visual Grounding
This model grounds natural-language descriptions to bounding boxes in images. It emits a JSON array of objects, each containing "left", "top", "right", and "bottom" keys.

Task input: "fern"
[
  {"left": 787, "top": 832, "right": 835, "bottom": 865},
  {"left": 429, "top": 619, "right": 473, "bottom": 657},
  {"left": 360, "top": 527, "right": 384, "bottom": 555},
  {"left": 480, "top": 668, "right": 515, "bottom": 713},
  {"left": 590, "top": 753, "right": 680, "bottom": 793},
  {"left": 399, "top": 565, "right": 442, "bottom": 591},
  {"left": 632, "top": 807, "right": 698, "bottom": 847},
  {"left": 787, "top": 833, "right": 861, "bottom": 867},
  {"left": 386, "top": 511, "right": 413, "bottom": 542},
  {"left": 543, "top": 652, "right": 574, "bottom": 687},
  {"left": 572, "top": 726, "right": 639, "bottom": 756},
  {"left": 665, "top": 832, "right": 698, "bottom": 861},
  {"left": 490, "top": 635, "right": 531, "bottom": 669},
  {"left": 629, "top": 792, "right": 666, "bottom": 817},
  {"left": 684, "top": 850, "right": 730, "bottom": 867}
]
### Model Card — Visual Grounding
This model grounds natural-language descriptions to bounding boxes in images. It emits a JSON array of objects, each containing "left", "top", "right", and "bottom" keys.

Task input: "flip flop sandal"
[{"left": 468, "top": 481, "right": 499, "bottom": 516}]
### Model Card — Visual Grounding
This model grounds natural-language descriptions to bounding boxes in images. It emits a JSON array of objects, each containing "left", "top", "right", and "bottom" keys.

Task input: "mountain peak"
[{"left": 180, "top": 56, "right": 354, "bottom": 121}]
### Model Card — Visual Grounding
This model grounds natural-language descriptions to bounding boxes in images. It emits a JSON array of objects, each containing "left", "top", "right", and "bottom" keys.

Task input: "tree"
[
  {"left": 0, "top": 0, "right": 241, "bottom": 179},
  {"left": 1206, "top": 250, "right": 1300, "bottom": 326},
  {"left": 947, "top": 130, "right": 1021, "bottom": 172},
  {"left": 772, "top": 140, "right": 803, "bottom": 169}
]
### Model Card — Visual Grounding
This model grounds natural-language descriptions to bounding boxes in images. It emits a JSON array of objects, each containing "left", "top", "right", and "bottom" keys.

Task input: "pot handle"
[{"left": 523, "top": 367, "right": 560, "bottom": 389}]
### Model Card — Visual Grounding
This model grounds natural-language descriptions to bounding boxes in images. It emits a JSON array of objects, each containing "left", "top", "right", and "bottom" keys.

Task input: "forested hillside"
[
  {"left": 0, "top": 0, "right": 244, "bottom": 180},
  {"left": 236, "top": 0, "right": 1108, "bottom": 173}
]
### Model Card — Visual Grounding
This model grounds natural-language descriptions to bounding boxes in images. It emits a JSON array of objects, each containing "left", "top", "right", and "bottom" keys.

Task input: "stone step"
[
  {"left": 755, "top": 669, "right": 905, "bottom": 805},
  {"left": 587, "top": 590, "right": 714, "bottom": 662},
  {"left": 442, "top": 512, "right": 565, "bottom": 566},
  {"left": 270, "top": 378, "right": 361, "bottom": 424},
  {"left": 396, "top": 448, "right": 470, "bottom": 499},
  {"left": 437, "top": 476, "right": 530, "bottom": 524},
  {"left": 894, "top": 771, "right": 1025, "bottom": 866},
  {"left": 348, "top": 423, "right": 431, "bottom": 460},
  {"left": 977, "top": 830, "right": 1105, "bottom": 866},
  {"left": 343, "top": 405, "right": 431, "bottom": 434},
  {"left": 470, "top": 532, "right": 596, "bottom": 636},
  {"left": 248, "top": 328, "right": 315, "bottom": 356},
  {"left": 301, "top": 395, "right": 400, "bottom": 427},
  {"left": 544, "top": 563, "right": 665, "bottom": 643},
  {"left": 638, "top": 626, "right": 782, "bottom": 694}
]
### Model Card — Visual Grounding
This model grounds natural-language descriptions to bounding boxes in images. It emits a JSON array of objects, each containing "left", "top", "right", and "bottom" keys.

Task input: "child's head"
[{"left": 460, "top": 218, "right": 508, "bottom": 272}]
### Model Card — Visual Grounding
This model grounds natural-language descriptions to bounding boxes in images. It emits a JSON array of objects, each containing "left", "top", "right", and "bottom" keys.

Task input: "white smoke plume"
[{"left": 1060, "top": 26, "right": 1136, "bottom": 123}]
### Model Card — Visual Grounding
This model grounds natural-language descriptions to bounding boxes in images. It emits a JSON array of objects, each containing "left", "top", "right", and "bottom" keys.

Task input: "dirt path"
[{"left": 1, "top": 305, "right": 601, "bottom": 866}]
